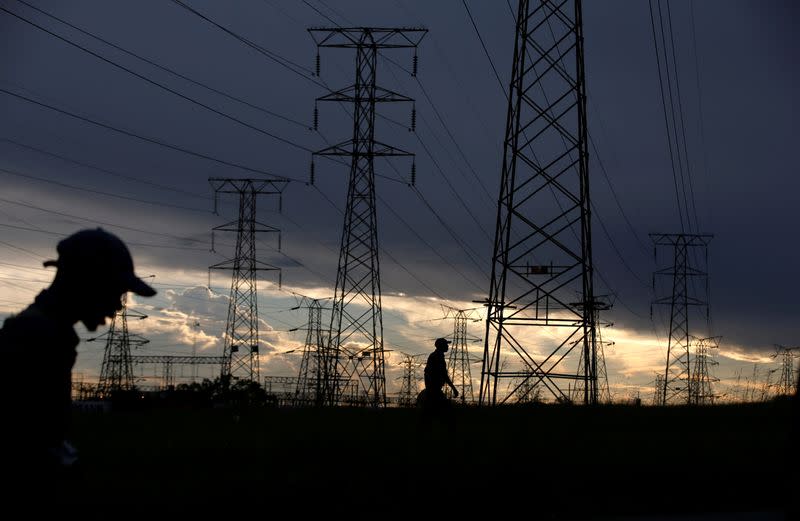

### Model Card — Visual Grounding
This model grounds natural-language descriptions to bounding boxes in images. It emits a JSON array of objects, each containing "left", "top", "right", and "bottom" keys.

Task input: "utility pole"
[
  {"left": 651, "top": 233, "right": 712, "bottom": 405},
  {"left": 293, "top": 298, "right": 327, "bottom": 406},
  {"left": 690, "top": 336, "right": 720, "bottom": 405},
  {"left": 310, "top": 27, "right": 426, "bottom": 407},
  {"left": 209, "top": 178, "right": 286, "bottom": 383},
  {"left": 97, "top": 294, "right": 149, "bottom": 396},
  {"left": 397, "top": 352, "right": 424, "bottom": 407},
  {"left": 441, "top": 306, "right": 480, "bottom": 404},
  {"left": 773, "top": 345, "right": 800, "bottom": 396},
  {"left": 481, "top": 0, "right": 598, "bottom": 405}
]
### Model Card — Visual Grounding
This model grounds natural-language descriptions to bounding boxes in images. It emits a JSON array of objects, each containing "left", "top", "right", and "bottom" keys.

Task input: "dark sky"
[{"left": 0, "top": 0, "right": 797, "bottom": 392}]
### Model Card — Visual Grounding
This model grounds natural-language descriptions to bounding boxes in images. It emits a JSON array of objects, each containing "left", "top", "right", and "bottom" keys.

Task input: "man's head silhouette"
[
  {"left": 435, "top": 337, "right": 450, "bottom": 352},
  {"left": 43, "top": 228, "right": 156, "bottom": 331}
]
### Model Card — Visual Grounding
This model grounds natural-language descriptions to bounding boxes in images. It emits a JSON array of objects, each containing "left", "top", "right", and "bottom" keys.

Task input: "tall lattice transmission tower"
[
  {"left": 689, "top": 336, "right": 720, "bottom": 405},
  {"left": 209, "top": 178, "right": 286, "bottom": 383},
  {"left": 442, "top": 306, "right": 480, "bottom": 404},
  {"left": 397, "top": 352, "right": 424, "bottom": 407},
  {"left": 294, "top": 298, "right": 326, "bottom": 406},
  {"left": 97, "top": 294, "right": 149, "bottom": 395},
  {"left": 773, "top": 345, "right": 800, "bottom": 396},
  {"left": 651, "top": 233, "right": 712, "bottom": 405},
  {"left": 571, "top": 298, "right": 613, "bottom": 403},
  {"left": 310, "top": 27, "right": 426, "bottom": 407},
  {"left": 480, "top": 0, "right": 599, "bottom": 405},
  {"left": 652, "top": 374, "right": 666, "bottom": 406}
]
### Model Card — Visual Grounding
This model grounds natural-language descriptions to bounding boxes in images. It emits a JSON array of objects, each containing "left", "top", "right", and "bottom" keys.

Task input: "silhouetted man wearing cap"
[
  {"left": 423, "top": 337, "right": 459, "bottom": 408},
  {"left": 0, "top": 228, "right": 156, "bottom": 497}
]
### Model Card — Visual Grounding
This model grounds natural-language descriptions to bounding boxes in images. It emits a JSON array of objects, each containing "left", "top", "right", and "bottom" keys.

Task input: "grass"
[{"left": 58, "top": 399, "right": 796, "bottom": 517}]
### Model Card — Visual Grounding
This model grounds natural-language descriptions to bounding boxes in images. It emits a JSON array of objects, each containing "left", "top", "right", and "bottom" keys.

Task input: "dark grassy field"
[{"left": 58, "top": 400, "right": 795, "bottom": 518}]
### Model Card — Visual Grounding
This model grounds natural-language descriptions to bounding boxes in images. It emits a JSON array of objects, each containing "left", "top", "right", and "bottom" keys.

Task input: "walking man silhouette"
[{"left": 423, "top": 337, "right": 459, "bottom": 408}]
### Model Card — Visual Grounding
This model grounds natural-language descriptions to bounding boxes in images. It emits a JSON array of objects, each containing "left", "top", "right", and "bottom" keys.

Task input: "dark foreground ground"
[{"left": 50, "top": 400, "right": 796, "bottom": 518}]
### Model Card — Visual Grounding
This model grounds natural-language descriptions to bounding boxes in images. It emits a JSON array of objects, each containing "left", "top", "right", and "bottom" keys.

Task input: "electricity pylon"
[
  {"left": 595, "top": 330, "right": 613, "bottom": 403},
  {"left": 97, "top": 294, "right": 149, "bottom": 395},
  {"left": 571, "top": 297, "right": 613, "bottom": 404},
  {"left": 481, "top": 0, "right": 599, "bottom": 405},
  {"left": 209, "top": 178, "right": 286, "bottom": 383},
  {"left": 310, "top": 27, "right": 426, "bottom": 407},
  {"left": 441, "top": 306, "right": 481, "bottom": 404},
  {"left": 773, "top": 345, "right": 800, "bottom": 396},
  {"left": 651, "top": 233, "right": 712, "bottom": 405},
  {"left": 293, "top": 298, "right": 327, "bottom": 406},
  {"left": 690, "top": 336, "right": 720, "bottom": 405},
  {"left": 397, "top": 352, "right": 425, "bottom": 407},
  {"left": 653, "top": 374, "right": 666, "bottom": 406}
]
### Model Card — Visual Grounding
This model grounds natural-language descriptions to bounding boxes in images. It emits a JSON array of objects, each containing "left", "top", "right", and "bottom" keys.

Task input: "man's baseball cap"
[
  {"left": 43, "top": 228, "right": 156, "bottom": 297},
  {"left": 435, "top": 337, "right": 451, "bottom": 348}
]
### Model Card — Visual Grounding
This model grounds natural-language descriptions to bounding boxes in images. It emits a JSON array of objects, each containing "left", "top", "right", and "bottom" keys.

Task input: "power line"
[
  {"left": 410, "top": 186, "right": 488, "bottom": 274},
  {"left": 310, "top": 0, "right": 354, "bottom": 26},
  {"left": 1, "top": 137, "right": 206, "bottom": 200},
  {"left": 171, "top": 3, "right": 490, "bottom": 302},
  {"left": 12, "top": 0, "right": 309, "bottom": 130},
  {"left": 0, "top": 165, "right": 208, "bottom": 213},
  {"left": 301, "top": 0, "right": 339, "bottom": 26},
  {"left": 462, "top": 0, "right": 507, "bottom": 96},
  {"left": 664, "top": 0, "right": 700, "bottom": 233},
  {"left": 413, "top": 137, "right": 493, "bottom": 245},
  {"left": 648, "top": 0, "right": 687, "bottom": 233},
  {"left": 0, "top": 86, "right": 294, "bottom": 180},
  {"left": 0, "top": 238, "right": 45, "bottom": 260},
  {"left": 310, "top": 185, "right": 464, "bottom": 307},
  {"left": 0, "top": 195, "right": 209, "bottom": 245},
  {"left": 376, "top": 193, "right": 485, "bottom": 294},
  {"left": 381, "top": 55, "right": 495, "bottom": 204},
  {"left": 301, "top": 11, "right": 495, "bottom": 272},
  {"left": 586, "top": 119, "right": 650, "bottom": 256},
  {"left": 166, "top": 0, "right": 319, "bottom": 83},
  {"left": 0, "top": 5, "right": 313, "bottom": 154},
  {"left": 0, "top": 222, "right": 213, "bottom": 252},
  {"left": 160, "top": 4, "right": 491, "bottom": 315}
]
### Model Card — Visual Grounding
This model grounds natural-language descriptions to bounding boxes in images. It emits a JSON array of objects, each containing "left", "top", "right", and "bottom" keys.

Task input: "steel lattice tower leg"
[
  {"left": 310, "top": 28, "right": 426, "bottom": 407},
  {"left": 651, "top": 233, "right": 711, "bottom": 405},
  {"left": 295, "top": 299, "right": 324, "bottom": 406},
  {"left": 209, "top": 178, "right": 286, "bottom": 383},
  {"left": 480, "top": 0, "right": 598, "bottom": 405},
  {"left": 444, "top": 308, "right": 477, "bottom": 404},
  {"left": 98, "top": 294, "right": 149, "bottom": 395}
]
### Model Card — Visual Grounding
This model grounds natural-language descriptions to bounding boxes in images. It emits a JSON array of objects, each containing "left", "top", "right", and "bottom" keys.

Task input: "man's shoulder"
[
  {"left": 4, "top": 303, "right": 52, "bottom": 331},
  {"left": 1, "top": 303, "right": 70, "bottom": 347}
]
